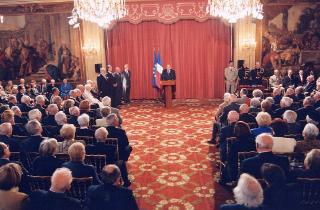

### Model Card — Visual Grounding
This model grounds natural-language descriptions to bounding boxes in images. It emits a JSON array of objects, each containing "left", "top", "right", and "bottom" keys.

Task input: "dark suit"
[
  {"left": 0, "top": 158, "right": 10, "bottom": 167},
  {"left": 240, "top": 152, "right": 290, "bottom": 178},
  {"left": 121, "top": 70, "right": 131, "bottom": 103},
  {"left": 114, "top": 73, "right": 122, "bottom": 107},
  {"left": 21, "top": 135, "right": 45, "bottom": 153},
  {"left": 27, "top": 190, "right": 81, "bottom": 210},
  {"left": 69, "top": 97, "right": 80, "bottom": 107},
  {"left": 76, "top": 128, "right": 95, "bottom": 137},
  {"left": 16, "top": 92, "right": 24, "bottom": 104},
  {"left": 0, "top": 135, "right": 21, "bottom": 152},
  {"left": 18, "top": 103, "right": 33, "bottom": 113},
  {"left": 282, "top": 75, "right": 298, "bottom": 89},
  {"left": 32, "top": 155, "right": 64, "bottom": 176},
  {"left": 296, "top": 105, "right": 318, "bottom": 121},
  {"left": 12, "top": 124, "right": 27, "bottom": 136},
  {"left": 287, "top": 122, "right": 302, "bottom": 135},
  {"left": 15, "top": 115, "right": 28, "bottom": 125},
  {"left": 304, "top": 81, "right": 316, "bottom": 95},
  {"left": 43, "top": 115, "right": 58, "bottom": 127},
  {"left": 107, "top": 126, "right": 131, "bottom": 161},
  {"left": 97, "top": 74, "right": 110, "bottom": 98},
  {"left": 62, "top": 161, "right": 101, "bottom": 185},
  {"left": 107, "top": 72, "right": 118, "bottom": 107},
  {"left": 86, "top": 142, "right": 117, "bottom": 163},
  {"left": 85, "top": 184, "right": 138, "bottom": 210},
  {"left": 35, "top": 104, "right": 47, "bottom": 118},
  {"left": 250, "top": 68, "right": 263, "bottom": 85},
  {"left": 273, "top": 107, "right": 291, "bottom": 118},
  {"left": 239, "top": 113, "right": 256, "bottom": 124},
  {"left": 68, "top": 116, "right": 79, "bottom": 127},
  {"left": 161, "top": 69, "right": 176, "bottom": 98},
  {"left": 219, "top": 102, "right": 240, "bottom": 125},
  {"left": 219, "top": 123, "right": 236, "bottom": 162},
  {"left": 251, "top": 126, "right": 273, "bottom": 138}
]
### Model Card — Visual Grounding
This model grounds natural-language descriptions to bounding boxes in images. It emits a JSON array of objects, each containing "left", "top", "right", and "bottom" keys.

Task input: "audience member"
[
  {"left": 239, "top": 104, "right": 256, "bottom": 124},
  {"left": 283, "top": 110, "right": 302, "bottom": 134},
  {"left": 0, "top": 123, "right": 20, "bottom": 152},
  {"left": 240, "top": 133, "right": 289, "bottom": 178},
  {"left": 21, "top": 120, "right": 44, "bottom": 153},
  {"left": 76, "top": 113, "right": 95, "bottom": 137},
  {"left": 85, "top": 164, "right": 138, "bottom": 210},
  {"left": 43, "top": 104, "right": 59, "bottom": 126},
  {"left": 251, "top": 112, "right": 273, "bottom": 138},
  {"left": 68, "top": 106, "right": 80, "bottom": 127},
  {"left": 96, "top": 106, "right": 111, "bottom": 127},
  {"left": 0, "top": 142, "right": 11, "bottom": 167},
  {"left": 293, "top": 149, "right": 320, "bottom": 179},
  {"left": 273, "top": 96, "right": 293, "bottom": 118},
  {"left": 249, "top": 98, "right": 261, "bottom": 113},
  {"left": 295, "top": 123, "right": 320, "bottom": 153},
  {"left": 58, "top": 124, "right": 77, "bottom": 153}
]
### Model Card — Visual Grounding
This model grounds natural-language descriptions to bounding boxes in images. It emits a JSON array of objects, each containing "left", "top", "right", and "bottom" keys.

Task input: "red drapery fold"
[{"left": 106, "top": 19, "right": 230, "bottom": 99}]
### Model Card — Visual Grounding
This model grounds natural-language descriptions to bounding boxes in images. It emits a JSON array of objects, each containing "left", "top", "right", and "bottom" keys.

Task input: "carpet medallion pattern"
[{"left": 122, "top": 101, "right": 232, "bottom": 210}]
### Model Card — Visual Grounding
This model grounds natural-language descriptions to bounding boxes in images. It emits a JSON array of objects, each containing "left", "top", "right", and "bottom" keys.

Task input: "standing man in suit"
[
  {"left": 161, "top": 64, "right": 176, "bottom": 99},
  {"left": 224, "top": 61, "right": 238, "bottom": 93},
  {"left": 107, "top": 65, "right": 118, "bottom": 107},
  {"left": 240, "top": 133, "right": 290, "bottom": 178},
  {"left": 97, "top": 67, "right": 109, "bottom": 98},
  {"left": 121, "top": 64, "right": 131, "bottom": 104},
  {"left": 250, "top": 61, "right": 264, "bottom": 86},
  {"left": 114, "top": 67, "right": 123, "bottom": 107}
]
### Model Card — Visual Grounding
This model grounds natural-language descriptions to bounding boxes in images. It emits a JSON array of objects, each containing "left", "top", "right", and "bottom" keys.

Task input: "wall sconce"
[
  {"left": 242, "top": 38, "right": 257, "bottom": 49},
  {"left": 82, "top": 40, "right": 98, "bottom": 57}
]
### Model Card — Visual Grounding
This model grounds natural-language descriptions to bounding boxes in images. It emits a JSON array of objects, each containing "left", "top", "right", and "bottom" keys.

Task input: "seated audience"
[
  {"left": 292, "top": 149, "right": 320, "bottom": 179},
  {"left": 260, "top": 99, "right": 274, "bottom": 117},
  {"left": 252, "top": 89, "right": 263, "bottom": 101},
  {"left": 261, "top": 163, "right": 300, "bottom": 210},
  {"left": 240, "top": 133, "right": 289, "bottom": 178},
  {"left": 34, "top": 95, "right": 47, "bottom": 118},
  {"left": 106, "top": 113, "right": 132, "bottom": 161},
  {"left": 295, "top": 123, "right": 320, "bottom": 153},
  {"left": 236, "top": 88, "right": 250, "bottom": 105},
  {"left": 228, "top": 121, "right": 256, "bottom": 181},
  {"left": 68, "top": 106, "right": 80, "bottom": 127},
  {"left": 219, "top": 94, "right": 240, "bottom": 125},
  {"left": 62, "top": 99, "right": 74, "bottom": 116},
  {"left": 28, "top": 109, "right": 42, "bottom": 122},
  {"left": 283, "top": 110, "right": 302, "bottom": 134},
  {"left": 0, "top": 163, "right": 28, "bottom": 210},
  {"left": 296, "top": 96, "right": 320, "bottom": 122},
  {"left": 251, "top": 112, "right": 273, "bottom": 138},
  {"left": 304, "top": 75, "right": 316, "bottom": 95},
  {"left": 239, "top": 104, "right": 256, "bottom": 124},
  {"left": 85, "top": 164, "right": 138, "bottom": 210},
  {"left": 27, "top": 168, "right": 81, "bottom": 210},
  {"left": 220, "top": 173, "right": 265, "bottom": 210},
  {"left": 58, "top": 124, "right": 77, "bottom": 153},
  {"left": 76, "top": 113, "right": 94, "bottom": 137},
  {"left": 43, "top": 104, "right": 59, "bottom": 126},
  {"left": 96, "top": 106, "right": 111, "bottom": 127},
  {"left": 270, "top": 118, "right": 296, "bottom": 153},
  {"left": 249, "top": 98, "right": 261, "bottom": 113},
  {"left": 69, "top": 90, "right": 80, "bottom": 107},
  {"left": 32, "top": 138, "right": 64, "bottom": 176},
  {"left": 51, "top": 95, "right": 62, "bottom": 110},
  {"left": 21, "top": 120, "right": 44, "bottom": 153},
  {"left": 100, "top": 96, "right": 123, "bottom": 124},
  {"left": 62, "top": 142, "right": 101, "bottom": 184},
  {"left": 12, "top": 106, "right": 28, "bottom": 125},
  {"left": 0, "top": 123, "right": 20, "bottom": 152},
  {"left": 272, "top": 88, "right": 282, "bottom": 105},
  {"left": 273, "top": 96, "right": 293, "bottom": 118},
  {"left": 219, "top": 111, "right": 239, "bottom": 162},
  {"left": 0, "top": 142, "right": 10, "bottom": 167},
  {"left": 295, "top": 86, "right": 305, "bottom": 101},
  {"left": 18, "top": 95, "right": 33, "bottom": 113}
]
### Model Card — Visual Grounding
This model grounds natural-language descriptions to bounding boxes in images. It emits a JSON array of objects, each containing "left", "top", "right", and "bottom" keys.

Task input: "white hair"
[
  {"left": 283, "top": 110, "right": 297, "bottom": 123},
  {"left": 26, "top": 120, "right": 42, "bottom": 135},
  {"left": 102, "top": 96, "right": 111, "bottom": 106},
  {"left": 84, "top": 84, "right": 91, "bottom": 91},
  {"left": 303, "top": 123, "right": 319, "bottom": 140},
  {"left": 69, "top": 106, "right": 80, "bottom": 116},
  {"left": 265, "top": 97, "right": 274, "bottom": 104},
  {"left": 223, "top": 93, "right": 231, "bottom": 102},
  {"left": 250, "top": 98, "right": 261, "bottom": 108},
  {"left": 28, "top": 109, "right": 42, "bottom": 121},
  {"left": 280, "top": 97, "right": 293, "bottom": 108},
  {"left": 77, "top": 113, "right": 90, "bottom": 127},
  {"left": 252, "top": 89, "right": 263, "bottom": 98},
  {"left": 255, "top": 112, "right": 272, "bottom": 127},
  {"left": 255, "top": 133, "right": 273, "bottom": 150},
  {"left": 106, "top": 113, "right": 118, "bottom": 126},
  {"left": 95, "top": 127, "right": 109, "bottom": 142},
  {"left": 21, "top": 95, "right": 31, "bottom": 104},
  {"left": 55, "top": 111, "right": 67, "bottom": 126},
  {"left": 233, "top": 173, "right": 264, "bottom": 208},
  {"left": 51, "top": 168, "right": 73, "bottom": 193},
  {"left": 35, "top": 95, "right": 45, "bottom": 104},
  {"left": 0, "top": 123, "right": 12, "bottom": 136},
  {"left": 47, "top": 104, "right": 59, "bottom": 115},
  {"left": 227, "top": 111, "right": 239, "bottom": 123}
]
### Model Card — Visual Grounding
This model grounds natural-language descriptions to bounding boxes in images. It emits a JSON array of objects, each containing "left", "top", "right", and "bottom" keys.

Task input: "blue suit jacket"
[{"left": 62, "top": 161, "right": 101, "bottom": 185}]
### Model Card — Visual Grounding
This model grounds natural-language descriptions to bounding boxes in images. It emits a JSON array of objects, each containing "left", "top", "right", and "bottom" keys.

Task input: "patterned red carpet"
[{"left": 121, "top": 100, "right": 233, "bottom": 210}]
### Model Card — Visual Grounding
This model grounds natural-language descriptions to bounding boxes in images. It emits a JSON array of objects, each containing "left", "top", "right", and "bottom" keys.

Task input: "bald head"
[
  {"left": 50, "top": 168, "right": 73, "bottom": 193},
  {"left": 101, "top": 164, "right": 121, "bottom": 186},
  {"left": 255, "top": 133, "right": 273, "bottom": 152},
  {"left": 239, "top": 104, "right": 250, "bottom": 114}
]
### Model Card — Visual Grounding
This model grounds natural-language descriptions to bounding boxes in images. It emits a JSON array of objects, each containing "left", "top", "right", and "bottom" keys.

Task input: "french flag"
[{"left": 152, "top": 50, "right": 163, "bottom": 89}]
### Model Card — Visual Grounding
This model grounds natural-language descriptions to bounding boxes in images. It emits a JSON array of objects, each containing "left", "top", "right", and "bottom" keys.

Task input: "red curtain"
[{"left": 106, "top": 19, "right": 230, "bottom": 99}]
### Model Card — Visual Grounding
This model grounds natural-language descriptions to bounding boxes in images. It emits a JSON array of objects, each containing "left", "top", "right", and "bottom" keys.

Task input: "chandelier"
[
  {"left": 68, "top": 0, "right": 127, "bottom": 28},
  {"left": 207, "top": 0, "right": 263, "bottom": 23}
]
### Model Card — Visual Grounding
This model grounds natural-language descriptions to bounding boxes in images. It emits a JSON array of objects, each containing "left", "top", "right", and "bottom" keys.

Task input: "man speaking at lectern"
[{"left": 161, "top": 64, "right": 176, "bottom": 98}]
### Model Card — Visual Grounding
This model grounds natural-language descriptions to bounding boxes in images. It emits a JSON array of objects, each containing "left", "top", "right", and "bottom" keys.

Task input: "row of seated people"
[
  {"left": 214, "top": 82, "right": 320, "bottom": 209},
  {"left": 0, "top": 162, "right": 138, "bottom": 210}
]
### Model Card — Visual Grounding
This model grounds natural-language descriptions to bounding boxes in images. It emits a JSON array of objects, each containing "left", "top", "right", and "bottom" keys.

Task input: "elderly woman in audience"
[
  {"left": 27, "top": 168, "right": 81, "bottom": 210},
  {"left": 228, "top": 121, "right": 256, "bottom": 181},
  {"left": 220, "top": 173, "right": 265, "bottom": 210},
  {"left": 62, "top": 99, "right": 74, "bottom": 116},
  {"left": 76, "top": 113, "right": 94, "bottom": 137},
  {"left": 0, "top": 163, "right": 28, "bottom": 210},
  {"left": 68, "top": 106, "right": 80, "bottom": 127},
  {"left": 251, "top": 112, "right": 273, "bottom": 138},
  {"left": 43, "top": 104, "right": 59, "bottom": 126},
  {"left": 261, "top": 163, "right": 300, "bottom": 210},
  {"left": 293, "top": 149, "right": 320, "bottom": 179},
  {"left": 58, "top": 124, "right": 77, "bottom": 153},
  {"left": 283, "top": 110, "right": 302, "bottom": 134},
  {"left": 270, "top": 118, "right": 297, "bottom": 153},
  {"left": 96, "top": 106, "right": 111, "bottom": 127},
  {"left": 295, "top": 123, "right": 320, "bottom": 153},
  {"left": 62, "top": 142, "right": 101, "bottom": 184},
  {"left": 32, "top": 138, "right": 64, "bottom": 176},
  {"left": 252, "top": 89, "right": 263, "bottom": 101},
  {"left": 249, "top": 98, "right": 261, "bottom": 113},
  {"left": 2, "top": 109, "right": 26, "bottom": 136},
  {"left": 260, "top": 99, "right": 274, "bottom": 117}
]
